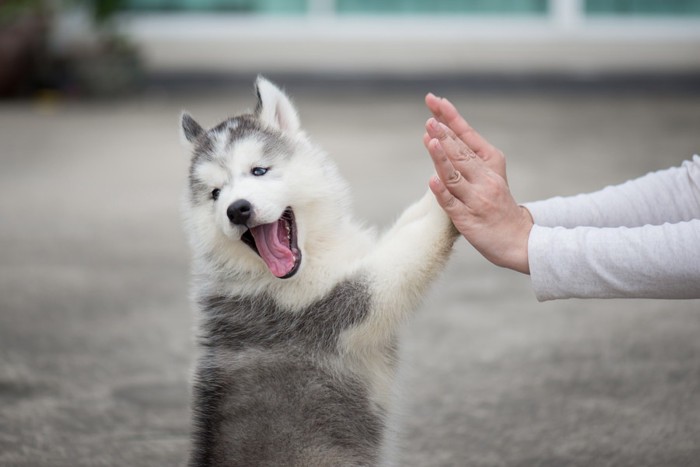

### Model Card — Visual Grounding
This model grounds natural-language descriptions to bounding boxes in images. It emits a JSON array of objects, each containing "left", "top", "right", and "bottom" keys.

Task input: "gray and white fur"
[{"left": 181, "top": 77, "right": 458, "bottom": 466}]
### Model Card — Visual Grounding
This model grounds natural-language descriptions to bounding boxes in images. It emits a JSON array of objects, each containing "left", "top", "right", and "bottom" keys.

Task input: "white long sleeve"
[
  {"left": 528, "top": 222, "right": 700, "bottom": 300},
  {"left": 524, "top": 156, "right": 700, "bottom": 301},
  {"left": 525, "top": 156, "right": 700, "bottom": 228}
]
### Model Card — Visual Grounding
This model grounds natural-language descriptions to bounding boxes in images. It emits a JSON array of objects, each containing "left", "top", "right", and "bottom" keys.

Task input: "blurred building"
[{"left": 115, "top": 0, "right": 700, "bottom": 77}]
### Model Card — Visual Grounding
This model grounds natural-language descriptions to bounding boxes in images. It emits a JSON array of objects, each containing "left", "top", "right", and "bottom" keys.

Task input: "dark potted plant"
[
  {"left": 60, "top": 0, "right": 144, "bottom": 96},
  {"left": 0, "top": 0, "right": 49, "bottom": 96}
]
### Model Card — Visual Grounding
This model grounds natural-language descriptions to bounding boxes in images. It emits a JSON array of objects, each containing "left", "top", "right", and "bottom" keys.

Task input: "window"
[{"left": 586, "top": 0, "right": 700, "bottom": 16}]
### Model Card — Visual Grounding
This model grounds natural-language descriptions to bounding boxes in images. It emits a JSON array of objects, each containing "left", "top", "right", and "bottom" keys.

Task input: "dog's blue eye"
[
  {"left": 251, "top": 167, "right": 269, "bottom": 176},
  {"left": 211, "top": 188, "right": 220, "bottom": 200}
]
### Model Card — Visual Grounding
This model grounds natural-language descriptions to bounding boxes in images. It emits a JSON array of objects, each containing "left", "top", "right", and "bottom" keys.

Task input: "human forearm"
[
  {"left": 529, "top": 220, "right": 700, "bottom": 301},
  {"left": 525, "top": 156, "right": 700, "bottom": 229}
]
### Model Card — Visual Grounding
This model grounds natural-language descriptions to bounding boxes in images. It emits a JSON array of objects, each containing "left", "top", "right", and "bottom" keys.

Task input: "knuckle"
[
  {"left": 445, "top": 170, "right": 462, "bottom": 186},
  {"left": 454, "top": 146, "right": 476, "bottom": 162},
  {"left": 483, "top": 177, "right": 502, "bottom": 196},
  {"left": 492, "top": 147, "right": 506, "bottom": 162},
  {"left": 444, "top": 198, "right": 459, "bottom": 210},
  {"left": 442, "top": 193, "right": 459, "bottom": 209}
]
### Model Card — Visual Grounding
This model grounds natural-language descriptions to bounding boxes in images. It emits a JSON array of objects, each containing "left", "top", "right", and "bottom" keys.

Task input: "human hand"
[{"left": 423, "top": 111, "right": 533, "bottom": 274}]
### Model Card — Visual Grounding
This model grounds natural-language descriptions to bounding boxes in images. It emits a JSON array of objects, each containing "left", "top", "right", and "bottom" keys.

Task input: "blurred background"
[
  {"left": 1, "top": 1, "right": 699, "bottom": 466},
  {"left": 2, "top": 0, "right": 700, "bottom": 95}
]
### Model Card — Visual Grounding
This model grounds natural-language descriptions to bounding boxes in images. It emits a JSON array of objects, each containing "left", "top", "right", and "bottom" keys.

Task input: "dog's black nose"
[{"left": 227, "top": 199, "right": 252, "bottom": 225}]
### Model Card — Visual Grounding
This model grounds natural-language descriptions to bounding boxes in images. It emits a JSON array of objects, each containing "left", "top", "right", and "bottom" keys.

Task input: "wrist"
[{"left": 512, "top": 206, "right": 534, "bottom": 274}]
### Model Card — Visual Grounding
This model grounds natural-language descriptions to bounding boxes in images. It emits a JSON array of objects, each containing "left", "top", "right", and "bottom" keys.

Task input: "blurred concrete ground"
[{"left": 1, "top": 79, "right": 699, "bottom": 466}]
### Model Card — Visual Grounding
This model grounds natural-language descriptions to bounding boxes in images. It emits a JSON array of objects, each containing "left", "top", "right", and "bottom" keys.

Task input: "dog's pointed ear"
[
  {"left": 254, "top": 76, "right": 300, "bottom": 133},
  {"left": 181, "top": 112, "right": 204, "bottom": 144}
]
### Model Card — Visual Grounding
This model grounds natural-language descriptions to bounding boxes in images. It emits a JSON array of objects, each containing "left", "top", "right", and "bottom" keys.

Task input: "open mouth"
[{"left": 241, "top": 207, "right": 301, "bottom": 279}]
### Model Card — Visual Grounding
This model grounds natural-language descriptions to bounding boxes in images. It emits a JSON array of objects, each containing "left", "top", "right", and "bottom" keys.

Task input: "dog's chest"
[{"left": 199, "top": 276, "right": 371, "bottom": 353}]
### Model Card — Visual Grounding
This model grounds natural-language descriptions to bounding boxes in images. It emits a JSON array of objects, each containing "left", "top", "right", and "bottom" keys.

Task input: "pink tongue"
[{"left": 249, "top": 219, "right": 295, "bottom": 278}]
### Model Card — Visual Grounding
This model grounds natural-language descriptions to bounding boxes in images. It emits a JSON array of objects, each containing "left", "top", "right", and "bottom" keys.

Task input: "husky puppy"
[{"left": 181, "top": 77, "right": 458, "bottom": 466}]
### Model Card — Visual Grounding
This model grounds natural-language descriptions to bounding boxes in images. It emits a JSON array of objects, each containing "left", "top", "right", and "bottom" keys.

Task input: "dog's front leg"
[{"left": 345, "top": 190, "right": 459, "bottom": 347}]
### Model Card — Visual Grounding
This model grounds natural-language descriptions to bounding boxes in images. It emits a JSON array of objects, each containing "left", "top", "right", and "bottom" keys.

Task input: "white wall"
[{"left": 117, "top": 1, "right": 700, "bottom": 75}]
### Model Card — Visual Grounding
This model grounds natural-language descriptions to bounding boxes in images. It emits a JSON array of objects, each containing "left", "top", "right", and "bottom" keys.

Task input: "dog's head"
[{"left": 181, "top": 77, "right": 349, "bottom": 280}]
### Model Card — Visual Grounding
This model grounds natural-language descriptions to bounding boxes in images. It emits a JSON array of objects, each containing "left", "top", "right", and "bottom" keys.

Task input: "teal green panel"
[
  {"left": 123, "top": 0, "right": 306, "bottom": 13},
  {"left": 123, "top": 0, "right": 549, "bottom": 14},
  {"left": 586, "top": 0, "right": 700, "bottom": 15},
  {"left": 255, "top": 0, "right": 306, "bottom": 13},
  {"left": 123, "top": 0, "right": 253, "bottom": 11},
  {"left": 336, "top": 0, "right": 548, "bottom": 15},
  {"left": 121, "top": 0, "right": 171, "bottom": 10}
]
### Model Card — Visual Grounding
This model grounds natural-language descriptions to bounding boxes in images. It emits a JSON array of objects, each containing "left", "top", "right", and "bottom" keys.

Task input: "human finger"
[
  {"left": 425, "top": 93, "right": 507, "bottom": 180},
  {"left": 426, "top": 93, "right": 471, "bottom": 140},
  {"left": 426, "top": 137, "right": 471, "bottom": 203},
  {"left": 425, "top": 93, "right": 444, "bottom": 121},
  {"left": 426, "top": 119, "right": 487, "bottom": 184},
  {"left": 422, "top": 132, "right": 431, "bottom": 151},
  {"left": 428, "top": 175, "right": 464, "bottom": 217},
  {"left": 425, "top": 117, "right": 461, "bottom": 149},
  {"left": 424, "top": 126, "right": 457, "bottom": 149},
  {"left": 426, "top": 93, "right": 493, "bottom": 155}
]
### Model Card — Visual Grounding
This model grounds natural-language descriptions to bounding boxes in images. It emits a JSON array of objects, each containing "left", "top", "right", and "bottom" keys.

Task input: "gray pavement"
[{"left": 1, "top": 83, "right": 699, "bottom": 466}]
